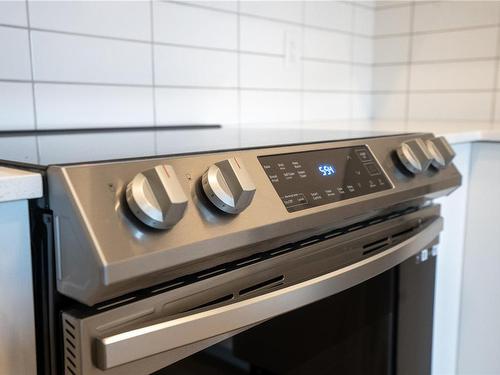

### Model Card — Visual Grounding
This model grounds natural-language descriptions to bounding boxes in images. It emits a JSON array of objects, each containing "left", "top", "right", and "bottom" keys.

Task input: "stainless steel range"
[{"left": 26, "top": 133, "right": 459, "bottom": 375}]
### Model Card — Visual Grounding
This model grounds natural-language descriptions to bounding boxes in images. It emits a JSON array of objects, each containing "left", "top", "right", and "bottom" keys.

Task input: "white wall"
[{"left": 0, "top": 0, "right": 376, "bottom": 164}]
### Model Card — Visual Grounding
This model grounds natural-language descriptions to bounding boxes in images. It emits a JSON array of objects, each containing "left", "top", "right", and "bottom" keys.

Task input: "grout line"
[
  {"left": 149, "top": 0, "right": 158, "bottom": 155},
  {"left": 374, "top": 23, "right": 500, "bottom": 40},
  {"left": 23, "top": 0, "right": 41, "bottom": 163},
  {"left": 374, "top": 56, "right": 499, "bottom": 67},
  {"left": 375, "top": 0, "right": 439, "bottom": 11},
  {"left": 237, "top": 0, "right": 241, "bottom": 148},
  {"left": 303, "top": 56, "right": 372, "bottom": 67},
  {"left": 489, "top": 9, "right": 500, "bottom": 129},
  {"left": 404, "top": 1, "right": 416, "bottom": 130}
]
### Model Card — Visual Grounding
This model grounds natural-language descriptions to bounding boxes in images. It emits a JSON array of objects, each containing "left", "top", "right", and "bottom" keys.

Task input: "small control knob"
[
  {"left": 126, "top": 165, "right": 188, "bottom": 229},
  {"left": 396, "top": 138, "right": 433, "bottom": 174},
  {"left": 426, "top": 136, "right": 456, "bottom": 169},
  {"left": 202, "top": 157, "right": 256, "bottom": 214}
]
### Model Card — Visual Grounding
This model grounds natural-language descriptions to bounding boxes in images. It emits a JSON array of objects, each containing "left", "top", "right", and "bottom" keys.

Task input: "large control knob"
[
  {"left": 426, "top": 136, "right": 456, "bottom": 169},
  {"left": 396, "top": 138, "right": 433, "bottom": 174},
  {"left": 202, "top": 157, "right": 256, "bottom": 214},
  {"left": 126, "top": 164, "right": 188, "bottom": 229}
]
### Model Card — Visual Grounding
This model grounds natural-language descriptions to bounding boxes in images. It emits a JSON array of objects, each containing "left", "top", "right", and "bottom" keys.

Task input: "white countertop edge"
[{"left": 0, "top": 167, "right": 43, "bottom": 203}]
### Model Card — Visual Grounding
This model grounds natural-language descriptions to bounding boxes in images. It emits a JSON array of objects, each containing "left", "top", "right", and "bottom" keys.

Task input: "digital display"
[
  {"left": 258, "top": 145, "right": 393, "bottom": 213},
  {"left": 318, "top": 164, "right": 336, "bottom": 176}
]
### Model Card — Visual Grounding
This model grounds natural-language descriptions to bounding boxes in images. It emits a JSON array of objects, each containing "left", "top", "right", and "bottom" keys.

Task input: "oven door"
[{"left": 61, "top": 206, "right": 442, "bottom": 375}]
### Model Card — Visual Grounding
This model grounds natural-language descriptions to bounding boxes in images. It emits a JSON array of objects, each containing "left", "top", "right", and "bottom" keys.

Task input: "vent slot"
[
  {"left": 63, "top": 317, "right": 80, "bottom": 375},
  {"left": 362, "top": 237, "right": 389, "bottom": 255},
  {"left": 391, "top": 226, "right": 416, "bottom": 240},
  {"left": 184, "top": 294, "right": 234, "bottom": 313},
  {"left": 239, "top": 275, "right": 285, "bottom": 296}
]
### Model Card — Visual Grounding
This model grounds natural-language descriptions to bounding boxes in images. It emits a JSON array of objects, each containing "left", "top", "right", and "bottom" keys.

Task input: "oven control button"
[
  {"left": 202, "top": 157, "right": 256, "bottom": 214},
  {"left": 396, "top": 138, "right": 433, "bottom": 174},
  {"left": 126, "top": 165, "right": 188, "bottom": 229},
  {"left": 426, "top": 136, "right": 456, "bottom": 169}
]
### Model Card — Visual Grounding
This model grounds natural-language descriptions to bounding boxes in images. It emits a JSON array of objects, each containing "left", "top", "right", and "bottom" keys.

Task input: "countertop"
[{"left": 0, "top": 167, "right": 43, "bottom": 203}]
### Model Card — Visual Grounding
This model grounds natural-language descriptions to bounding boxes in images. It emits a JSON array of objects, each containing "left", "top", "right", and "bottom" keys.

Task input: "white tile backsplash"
[
  {"left": 374, "top": 5, "right": 411, "bottom": 36},
  {"left": 372, "top": 93, "right": 406, "bottom": 120},
  {"left": 0, "top": 27, "right": 31, "bottom": 80},
  {"left": 31, "top": 31, "right": 152, "bottom": 84},
  {"left": 353, "top": 6, "right": 375, "bottom": 36},
  {"left": 412, "top": 28, "right": 498, "bottom": 62},
  {"left": 303, "top": 92, "right": 351, "bottom": 121},
  {"left": 0, "top": 82, "right": 34, "bottom": 130},
  {"left": 303, "top": 28, "right": 351, "bottom": 61},
  {"left": 0, "top": 136, "right": 38, "bottom": 163},
  {"left": 154, "top": 45, "right": 237, "bottom": 87},
  {"left": 374, "top": 36, "right": 410, "bottom": 64},
  {"left": 352, "top": 36, "right": 373, "bottom": 64},
  {"left": 0, "top": 1, "right": 27, "bottom": 27},
  {"left": 411, "top": 61, "right": 496, "bottom": 91},
  {"left": 304, "top": 61, "right": 351, "bottom": 91},
  {"left": 240, "top": 16, "right": 300, "bottom": 55},
  {"left": 413, "top": 1, "right": 500, "bottom": 33},
  {"left": 153, "top": 2, "right": 237, "bottom": 49},
  {"left": 240, "top": 90, "right": 301, "bottom": 124},
  {"left": 409, "top": 92, "right": 492, "bottom": 122},
  {"left": 240, "top": 1, "right": 302, "bottom": 23},
  {"left": 155, "top": 88, "right": 238, "bottom": 126},
  {"left": 304, "top": 1, "right": 353, "bottom": 32},
  {"left": 35, "top": 84, "right": 154, "bottom": 128},
  {"left": 29, "top": 1, "right": 151, "bottom": 40},
  {"left": 240, "top": 54, "right": 300, "bottom": 89},
  {"left": 372, "top": 65, "right": 408, "bottom": 91}
]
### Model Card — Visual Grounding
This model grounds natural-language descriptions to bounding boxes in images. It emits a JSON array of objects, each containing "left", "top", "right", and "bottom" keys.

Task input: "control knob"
[
  {"left": 126, "top": 164, "right": 188, "bottom": 229},
  {"left": 396, "top": 138, "right": 433, "bottom": 174},
  {"left": 426, "top": 136, "right": 456, "bottom": 169},
  {"left": 202, "top": 157, "right": 256, "bottom": 214}
]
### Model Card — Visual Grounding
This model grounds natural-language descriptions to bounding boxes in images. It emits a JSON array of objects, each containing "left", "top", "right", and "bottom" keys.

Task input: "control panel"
[{"left": 259, "top": 145, "right": 392, "bottom": 212}]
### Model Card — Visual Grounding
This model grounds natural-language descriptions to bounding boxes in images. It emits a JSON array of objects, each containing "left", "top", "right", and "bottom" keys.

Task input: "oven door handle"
[{"left": 95, "top": 216, "right": 442, "bottom": 370}]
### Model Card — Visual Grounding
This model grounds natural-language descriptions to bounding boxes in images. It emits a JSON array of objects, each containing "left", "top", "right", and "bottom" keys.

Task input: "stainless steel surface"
[
  {"left": 201, "top": 157, "right": 256, "bottom": 214},
  {"left": 427, "top": 136, "right": 456, "bottom": 169},
  {"left": 48, "top": 133, "right": 461, "bottom": 305},
  {"left": 125, "top": 164, "right": 187, "bottom": 229},
  {"left": 397, "top": 138, "right": 433, "bottom": 174},
  {"left": 61, "top": 204, "right": 441, "bottom": 374},
  {"left": 0, "top": 200, "right": 37, "bottom": 375},
  {"left": 95, "top": 215, "right": 442, "bottom": 370}
]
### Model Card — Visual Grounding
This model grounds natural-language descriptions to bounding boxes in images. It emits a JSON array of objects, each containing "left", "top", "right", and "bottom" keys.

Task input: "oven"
[{"left": 27, "top": 133, "right": 459, "bottom": 375}]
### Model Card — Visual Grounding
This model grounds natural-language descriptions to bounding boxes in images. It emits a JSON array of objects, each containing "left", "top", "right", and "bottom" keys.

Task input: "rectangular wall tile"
[
  {"left": 411, "top": 61, "right": 496, "bottom": 90},
  {"left": 37, "top": 132, "right": 155, "bottom": 164},
  {"left": 414, "top": 1, "right": 500, "bottom": 32},
  {"left": 353, "top": 36, "right": 373, "bottom": 64},
  {"left": 240, "top": 16, "right": 301, "bottom": 55},
  {"left": 31, "top": 31, "right": 152, "bottom": 84},
  {"left": 240, "top": 90, "right": 301, "bottom": 124},
  {"left": 0, "top": 82, "right": 34, "bottom": 130},
  {"left": 372, "top": 65, "right": 408, "bottom": 91},
  {"left": 189, "top": 1, "right": 238, "bottom": 12},
  {"left": 304, "top": 28, "right": 351, "bottom": 61},
  {"left": 0, "top": 27, "right": 31, "bottom": 80},
  {"left": 155, "top": 88, "right": 238, "bottom": 125},
  {"left": 240, "top": 54, "right": 300, "bottom": 89},
  {"left": 304, "top": 61, "right": 351, "bottom": 91},
  {"left": 154, "top": 45, "right": 237, "bottom": 87},
  {"left": 35, "top": 84, "right": 154, "bottom": 129},
  {"left": 0, "top": 1, "right": 27, "bottom": 27},
  {"left": 412, "top": 28, "right": 497, "bottom": 62},
  {"left": 153, "top": 2, "right": 236, "bottom": 49},
  {"left": 372, "top": 93, "right": 406, "bottom": 120},
  {"left": 29, "top": 1, "right": 151, "bottom": 40},
  {"left": 303, "top": 93, "right": 351, "bottom": 121},
  {"left": 0, "top": 137, "right": 38, "bottom": 163},
  {"left": 352, "top": 93, "right": 372, "bottom": 120},
  {"left": 409, "top": 92, "right": 492, "bottom": 121},
  {"left": 304, "top": 1, "right": 352, "bottom": 32},
  {"left": 374, "top": 5, "right": 411, "bottom": 36},
  {"left": 374, "top": 36, "right": 409, "bottom": 64},
  {"left": 354, "top": 6, "right": 375, "bottom": 36},
  {"left": 351, "top": 66, "right": 372, "bottom": 91},
  {"left": 240, "top": 1, "right": 302, "bottom": 23}
]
